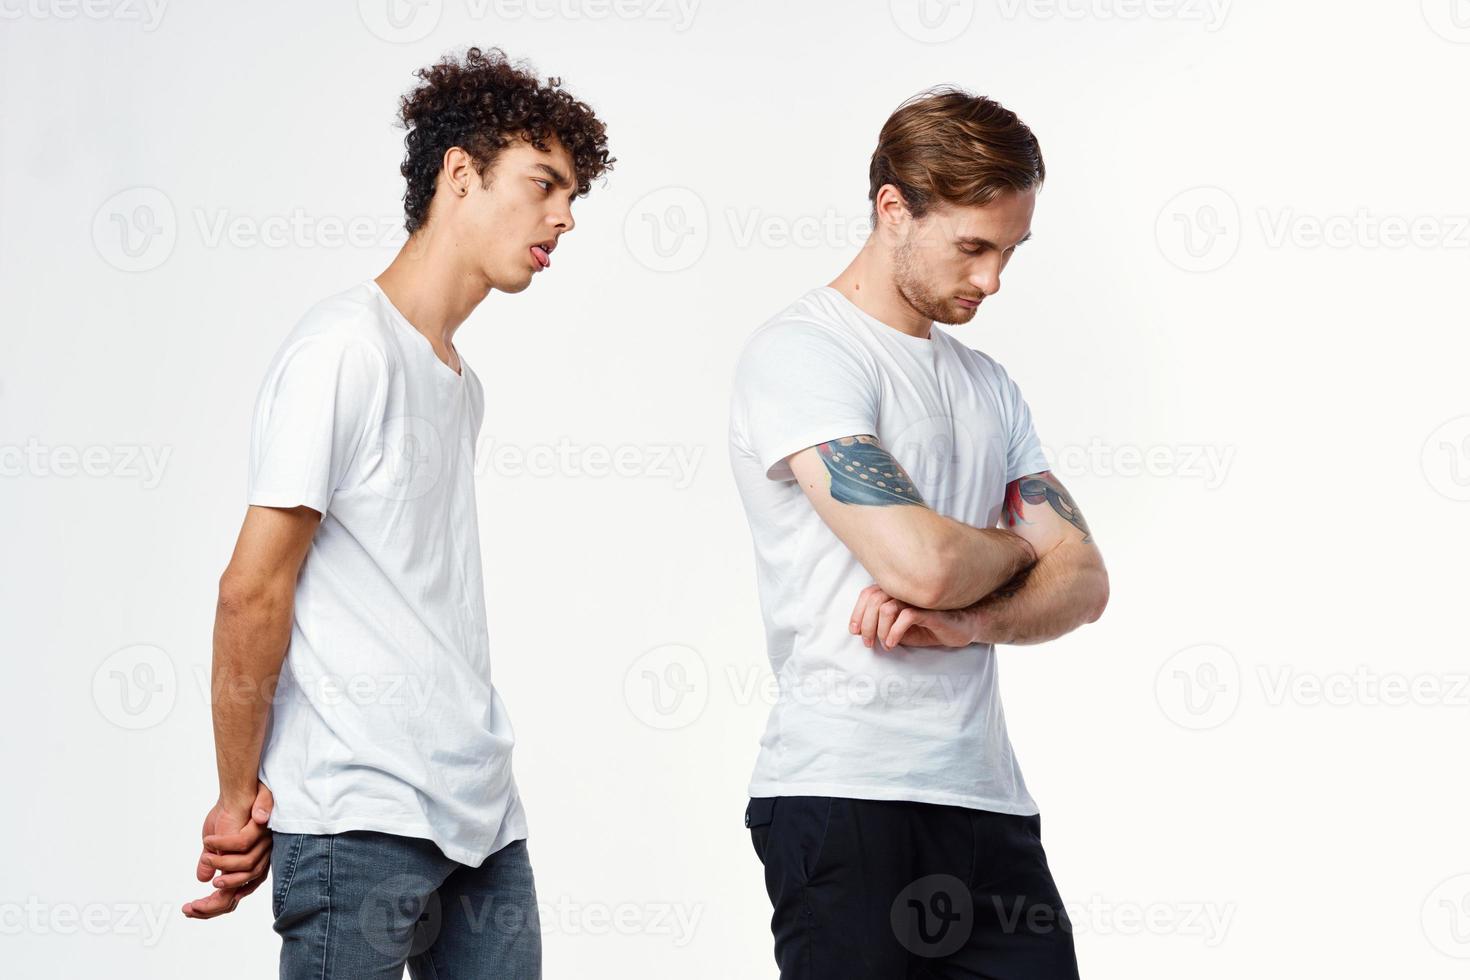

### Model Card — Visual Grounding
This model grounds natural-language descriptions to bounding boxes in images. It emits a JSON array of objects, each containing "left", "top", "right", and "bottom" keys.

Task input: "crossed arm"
[
  {"left": 789, "top": 435, "right": 1108, "bottom": 650},
  {"left": 976, "top": 471, "right": 1109, "bottom": 644}
]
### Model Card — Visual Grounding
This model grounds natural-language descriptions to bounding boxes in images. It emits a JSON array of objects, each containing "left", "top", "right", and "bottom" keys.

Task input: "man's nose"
[{"left": 970, "top": 259, "right": 1001, "bottom": 297}]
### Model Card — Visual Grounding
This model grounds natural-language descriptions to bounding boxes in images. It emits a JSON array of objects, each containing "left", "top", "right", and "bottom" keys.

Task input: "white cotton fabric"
[
  {"left": 247, "top": 279, "right": 525, "bottom": 865},
  {"left": 729, "top": 286, "right": 1050, "bottom": 815}
]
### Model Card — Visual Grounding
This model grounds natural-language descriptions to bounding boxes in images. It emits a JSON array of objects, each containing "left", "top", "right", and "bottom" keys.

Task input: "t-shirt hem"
[
  {"left": 266, "top": 814, "right": 528, "bottom": 867},
  {"left": 247, "top": 489, "right": 329, "bottom": 515},
  {"left": 1005, "top": 448, "right": 1052, "bottom": 484},
  {"left": 759, "top": 421, "right": 877, "bottom": 481},
  {"left": 746, "top": 781, "right": 1040, "bottom": 816}
]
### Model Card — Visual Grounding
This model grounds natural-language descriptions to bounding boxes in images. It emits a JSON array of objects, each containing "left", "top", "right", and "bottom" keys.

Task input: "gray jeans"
[{"left": 270, "top": 830, "right": 541, "bottom": 979}]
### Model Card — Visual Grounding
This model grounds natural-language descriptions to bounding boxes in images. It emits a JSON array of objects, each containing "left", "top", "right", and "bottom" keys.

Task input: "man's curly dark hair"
[{"left": 396, "top": 46, "right": 614, "bottom": 235}]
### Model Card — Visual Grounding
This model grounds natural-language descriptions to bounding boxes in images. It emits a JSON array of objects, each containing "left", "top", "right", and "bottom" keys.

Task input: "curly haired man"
[{"left": 181, "top": 47, "right": 612, "bottom": 979}]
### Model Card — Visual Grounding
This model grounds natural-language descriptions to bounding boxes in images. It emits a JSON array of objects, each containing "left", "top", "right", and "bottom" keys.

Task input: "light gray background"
[{"left": 3, "top": 0, "right": 1468, "bottom": 976}]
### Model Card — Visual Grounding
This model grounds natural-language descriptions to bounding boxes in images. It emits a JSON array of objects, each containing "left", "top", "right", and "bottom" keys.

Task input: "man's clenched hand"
[
  {"left": 181, "top": 783, "right": 275, "bottom": 920},
  {"left": 849, "top": 584, "right": 980, "bottom": 651}
]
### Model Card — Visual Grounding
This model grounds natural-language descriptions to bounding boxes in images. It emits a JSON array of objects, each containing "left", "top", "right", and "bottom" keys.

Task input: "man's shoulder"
[
  {"left": 740, "top": 287, "right": 869, "bottom": 364},
  {"left": 271, "top": 282, "right": 399, "bottom": 372}
]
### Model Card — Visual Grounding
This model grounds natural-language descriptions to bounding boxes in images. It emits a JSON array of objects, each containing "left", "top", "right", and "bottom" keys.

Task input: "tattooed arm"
[
  {"left": 969, "top": 470, "right": 1109, "bottom": 645},
  {"left": 863, "top": 470, "right": 1108, "bottom": 649},
  {"left": 787, "top": 435, "right": 1036, "bottom": 610}
]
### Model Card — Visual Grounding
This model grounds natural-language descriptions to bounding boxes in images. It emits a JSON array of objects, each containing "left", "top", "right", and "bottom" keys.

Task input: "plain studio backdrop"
[{"left": 2, "top": 0, "right": 1468, "bottom": 976}]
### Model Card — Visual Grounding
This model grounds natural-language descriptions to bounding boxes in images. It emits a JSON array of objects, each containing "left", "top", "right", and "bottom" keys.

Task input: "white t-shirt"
[
  {"left": 247, "top": 278, "right": 526, "bottom": 866},
  {"left": 728, "top": 286, "right": 1051, "bottom": 815}
]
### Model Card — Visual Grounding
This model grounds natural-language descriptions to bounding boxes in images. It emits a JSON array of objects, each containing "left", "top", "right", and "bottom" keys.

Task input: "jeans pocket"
[{"left": 270, "top": 832, "right": 307, "bottom": 921}]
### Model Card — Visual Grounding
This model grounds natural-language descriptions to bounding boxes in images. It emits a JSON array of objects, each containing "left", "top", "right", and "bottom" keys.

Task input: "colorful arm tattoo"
[
  {"left": 1004, "top": 470, "right": 1092, "bottom": 543},
  {"left": 816, "top": 435, "right": 925, "bottom": 507}
]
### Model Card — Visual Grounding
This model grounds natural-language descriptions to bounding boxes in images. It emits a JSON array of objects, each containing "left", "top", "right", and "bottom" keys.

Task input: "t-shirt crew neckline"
[
  {"left": 366, "top": 278, "right": 466, "bottom": 381},
  {"left": 819, "top": 285, "right": 936, "bottom": 346}
]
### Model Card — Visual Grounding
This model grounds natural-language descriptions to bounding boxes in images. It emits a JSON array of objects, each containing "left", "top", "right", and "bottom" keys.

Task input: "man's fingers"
[
  {"left": 181, "top": 887, "right": 242, "bottom": 920},
  {"left": 195, "top": 849, "right": 214, "bottom": 883},
  {"left": 876, "top": 599, "right": 902, "bottom": 649},
  {"left": 252, "top": 784, "right": 275, "bottom": 825},
  {"left": 886, "top": 608, "right": 920, "bottom": 649},
  {"left": 849, "top": 591, "right": 868, "bottom": 633},
  {"left": 203, "top": 822, "right": 269, "bottom": 853},
  {"left": 185, "top": 873, "right": 265, "bottom": 918},
  {"left": 205, "top": 839, "right": 269, "bottom": 873},
  {"left": 851, "top": 586, "right": 884, "bottom": 635},
  {"left": 211, "top": 864, "right": 267, "bottom": 890},
  {"left": 859, "top": 594, "right": 884, "bottom": 647}
]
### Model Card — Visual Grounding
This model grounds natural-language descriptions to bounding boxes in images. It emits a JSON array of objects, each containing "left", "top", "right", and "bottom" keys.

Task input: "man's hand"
[
  {"left": 849, "top": 584, "right": 979, "bottom": 650},
  {"left": 181, "top": 783, "right": 275, "bottom": 920}
]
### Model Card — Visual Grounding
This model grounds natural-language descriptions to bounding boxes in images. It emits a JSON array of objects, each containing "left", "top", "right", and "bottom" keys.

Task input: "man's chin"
[
  {"left": 496, "top": 269, "right": 535, "bottom": 294},
  {"left": 932, "top": 302, "right": 979, "bottom": 326}
]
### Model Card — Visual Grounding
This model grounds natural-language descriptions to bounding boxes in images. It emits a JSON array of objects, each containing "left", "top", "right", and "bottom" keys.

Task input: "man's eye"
[{"left": 534, "top": 179, "right": 551, "bottom": 192}]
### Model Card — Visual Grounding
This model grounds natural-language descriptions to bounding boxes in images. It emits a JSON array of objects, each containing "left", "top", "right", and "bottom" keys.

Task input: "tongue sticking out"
[{"left": 530, "top": 245, "right": 551, "bottom": 269}]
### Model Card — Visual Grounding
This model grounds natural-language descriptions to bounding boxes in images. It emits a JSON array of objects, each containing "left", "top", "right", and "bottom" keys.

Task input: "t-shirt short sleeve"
[
  {"left": 998, "top": 362, "right": 1050, "bottom": 483},
  {"left": 733, "top": 321, "right": 880, "bottom": 481},
  {"left": 247, "top": 333, "right": 389, "bottom": 515}
]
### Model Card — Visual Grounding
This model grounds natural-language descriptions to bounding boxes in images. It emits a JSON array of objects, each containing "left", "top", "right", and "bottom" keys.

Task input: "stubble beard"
[{"left": 892, "top": 236, "right": 976, "bottom": 326}]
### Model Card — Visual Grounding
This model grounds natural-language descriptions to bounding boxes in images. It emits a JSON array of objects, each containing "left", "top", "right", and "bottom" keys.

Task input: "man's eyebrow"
[
  {"left": 533, "top": 162, "right": 574, "bottom": 189},
  {"left": 955, "top": 231, "right": 1033, "bottom": 249}
]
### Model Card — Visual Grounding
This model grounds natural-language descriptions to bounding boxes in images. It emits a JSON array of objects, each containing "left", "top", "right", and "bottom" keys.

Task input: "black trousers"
[{"left": 747, "top": 796, "right": 1080, "bottom": 979}]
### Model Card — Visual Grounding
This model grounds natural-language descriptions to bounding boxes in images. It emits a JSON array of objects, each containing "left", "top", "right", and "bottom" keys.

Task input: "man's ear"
[
  {"left": 440, "top": 146, "right": 478, "bottom": 197},
  {"left": 873, "top": 183, "right": 913, "bottom": 230}
]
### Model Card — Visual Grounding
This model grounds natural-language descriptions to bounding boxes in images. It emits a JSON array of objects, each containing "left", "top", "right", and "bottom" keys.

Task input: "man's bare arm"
[
  {"left": 968, "top": 471, "right": 1108, "bottom": 645},
  {"left": 854, "top": 470, "right": 1108, "bottom": 650},
  {"left": 788, "top": 435, "right": 1036, "bottom": 610},
  {"left": 213, "top": 504, "right": 319, "bottom": 805},
  {"left": 182, "top": 504, "right": 318, "bottom": 920}
]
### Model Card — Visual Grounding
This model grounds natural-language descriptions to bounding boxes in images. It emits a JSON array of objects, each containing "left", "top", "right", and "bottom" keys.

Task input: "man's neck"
[
  {"left": 828, "top": 243, "right": 932, "bottom": 340},
  {"left": 374, "top": 229, "right": 493, "bottom": 356}
]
